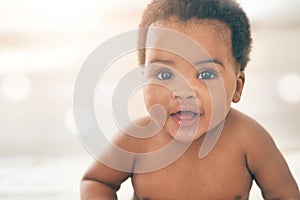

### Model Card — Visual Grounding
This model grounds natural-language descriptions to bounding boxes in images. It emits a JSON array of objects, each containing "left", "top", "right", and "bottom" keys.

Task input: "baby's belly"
[
  {"left": 132, "top": 178, "right": 251, "bottom": 200},
  {"left": 132, "top": 193, "right": 250, "bottom": 200},
  {"left": 131, "top": 165, "right": 253, "bottom": 200}
]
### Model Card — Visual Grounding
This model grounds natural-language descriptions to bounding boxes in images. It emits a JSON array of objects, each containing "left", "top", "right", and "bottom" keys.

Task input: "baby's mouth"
[{"left": 171, "top": 110, "right": 200, "bottom": 127}]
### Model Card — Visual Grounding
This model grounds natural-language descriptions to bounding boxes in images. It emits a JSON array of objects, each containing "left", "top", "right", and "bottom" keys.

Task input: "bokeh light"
[
  {"left": 278, "top": 73, "right": 300, "bottom": 103},
  {"left": 1, "top": 72, "right": 32, "bottom": 102}
]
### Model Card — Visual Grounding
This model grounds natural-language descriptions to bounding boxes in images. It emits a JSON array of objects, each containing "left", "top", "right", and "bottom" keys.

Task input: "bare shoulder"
[
  {"left": 226, "top": 109, "right": 300, "bottom": 198},
  {"left": 112, "top": 116, "right": 158, "bottom": 153},
  {"left": 226, "top": 108, "right": 272, "bottom": 143},
  {"left": 227, "top": 108, "right": 277, "bottom": 155},
  {"left": 224, "top": 108, "right": 280, "bottom": 165}
]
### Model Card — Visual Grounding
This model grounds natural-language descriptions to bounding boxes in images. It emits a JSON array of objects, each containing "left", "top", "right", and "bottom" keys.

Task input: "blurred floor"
[
  {"left": 0, "top": 144, "right": 299, "bottom": 200},
  {"left": 0, "top": 155, "right": 90, "bottom": 200}
]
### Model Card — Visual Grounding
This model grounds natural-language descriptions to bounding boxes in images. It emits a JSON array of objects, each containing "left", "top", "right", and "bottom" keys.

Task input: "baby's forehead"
[
  {"left": 146, "top": 18, "right": 233, "bottom": 61},
  {"left": 152, "top": 17, "right": 232, "bottom": 45}
]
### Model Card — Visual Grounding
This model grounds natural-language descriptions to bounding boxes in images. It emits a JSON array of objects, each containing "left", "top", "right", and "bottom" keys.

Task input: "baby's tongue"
[
  {"left": 175, "top": 111, "right": 195, "bottom": 120},
  {"left": 172, "top": 111, "right": 198, "bottom": 127}
]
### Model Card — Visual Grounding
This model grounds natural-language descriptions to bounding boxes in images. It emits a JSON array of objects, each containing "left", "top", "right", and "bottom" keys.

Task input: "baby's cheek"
[
  {"left": 143, "top": 85, "right": 170, "bottom": 107},
  {"left": 201, "top": 83, "right": 230, "bottom": 125}
]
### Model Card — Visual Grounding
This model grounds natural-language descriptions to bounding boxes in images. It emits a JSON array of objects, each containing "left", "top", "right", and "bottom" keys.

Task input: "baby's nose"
[
  {"left": 171, "top": 86, "right": 197, "bottom": 99},
  {"left": 169, "top": 71, "right": 199, "bottom": 99}
]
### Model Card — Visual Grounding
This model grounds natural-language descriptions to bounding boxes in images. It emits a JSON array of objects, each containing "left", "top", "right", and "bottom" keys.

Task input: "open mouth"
[{"left": 171, "top": 110, "right": 200, "bottom": 127}]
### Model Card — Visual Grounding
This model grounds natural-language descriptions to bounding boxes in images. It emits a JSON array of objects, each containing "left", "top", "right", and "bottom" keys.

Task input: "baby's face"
[{"left": 142, "top": 18, "right": 244, "bottom": 142}]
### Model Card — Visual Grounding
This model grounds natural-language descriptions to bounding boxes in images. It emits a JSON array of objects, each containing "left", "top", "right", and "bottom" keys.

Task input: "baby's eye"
[
  {"left": 156, "top": 69, "right": 173, "bottom": 80},
  {"left": 198, "top": 70, "right": 217, "bottom": 80}
]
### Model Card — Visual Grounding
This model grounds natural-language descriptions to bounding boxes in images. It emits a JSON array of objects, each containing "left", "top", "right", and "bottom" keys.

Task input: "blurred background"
[{"left": 0, "top": 0, "right": 300, "bottom": 199}]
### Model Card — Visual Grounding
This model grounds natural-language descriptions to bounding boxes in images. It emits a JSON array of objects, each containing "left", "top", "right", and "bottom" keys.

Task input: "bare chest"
[{"left": 132, "top": 148, "right": 252, "bottom": 200}]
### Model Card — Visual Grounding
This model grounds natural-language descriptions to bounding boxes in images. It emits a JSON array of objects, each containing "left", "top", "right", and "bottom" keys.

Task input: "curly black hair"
[{"left": 138, "top": 0, "right": 252, "bottom": 71}]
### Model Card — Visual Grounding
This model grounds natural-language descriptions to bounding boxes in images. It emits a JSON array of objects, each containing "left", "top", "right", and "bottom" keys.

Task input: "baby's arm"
[
  {"left": 81, "top": 160, "right": 131, "bottom": 200},
  {"left": 244, "top": 120, "right": 300, "bottom": 199},
  {"left": 81, "top": 133, "right": 137, "bottom": 200}
]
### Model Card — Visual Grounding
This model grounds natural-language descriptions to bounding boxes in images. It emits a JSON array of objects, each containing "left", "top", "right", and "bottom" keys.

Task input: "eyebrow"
[
  {"left": 148, "top": 58, "right": 224, "bottom": 68},
  {"left": 194, "top": 59, "right": 224, "bottom": 68},
  {"left": 148, "top": 58, "right": 175, "bottom": 65}
]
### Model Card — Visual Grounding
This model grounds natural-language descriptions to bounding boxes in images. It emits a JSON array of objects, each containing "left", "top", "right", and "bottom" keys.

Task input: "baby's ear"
[{"left": 232, "top": 71, "right": 245, "bottom": 103}]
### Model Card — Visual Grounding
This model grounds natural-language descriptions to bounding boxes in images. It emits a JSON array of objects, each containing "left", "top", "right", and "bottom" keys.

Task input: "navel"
[
  {"left": 235, "top": 195, "right": 249, "bottom": 200},
  {"left": 235, "top": 196, "right": 242, "bottom": 200}
]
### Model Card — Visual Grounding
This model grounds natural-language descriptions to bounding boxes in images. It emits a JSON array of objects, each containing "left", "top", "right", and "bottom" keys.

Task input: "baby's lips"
[
  {"left": 171, "top": 110, "right": 200, "bottom": 127},
  {"left": 172, "top": 111, "right": 199, "bottom": 122},
  {"left": 170, "top": 105, "right": 203, "bottom": 116}
]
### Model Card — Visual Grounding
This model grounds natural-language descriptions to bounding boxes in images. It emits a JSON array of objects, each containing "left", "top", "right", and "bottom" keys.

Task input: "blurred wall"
[{"left": 0, "top": 0, "right": 300, "bottom": 156}]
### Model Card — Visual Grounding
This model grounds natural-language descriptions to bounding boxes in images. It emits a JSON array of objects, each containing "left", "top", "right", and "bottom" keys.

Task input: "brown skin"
[{"left": 81, "top": 18, "right": 300, "bottom": 200}]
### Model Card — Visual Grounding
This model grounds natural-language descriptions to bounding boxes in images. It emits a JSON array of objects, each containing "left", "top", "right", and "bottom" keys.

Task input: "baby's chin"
[{"left": 167, "top": 127, "right": 207, "bottom": 144}]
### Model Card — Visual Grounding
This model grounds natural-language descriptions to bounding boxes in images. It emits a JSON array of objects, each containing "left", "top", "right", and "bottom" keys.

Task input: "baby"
[{"left": 81, "top": 0, "right": 300, "bottom": 199}]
